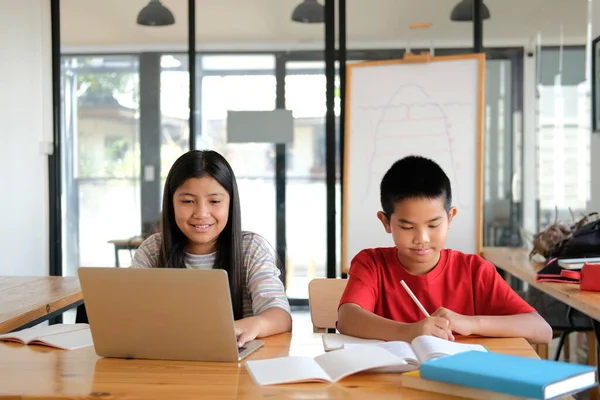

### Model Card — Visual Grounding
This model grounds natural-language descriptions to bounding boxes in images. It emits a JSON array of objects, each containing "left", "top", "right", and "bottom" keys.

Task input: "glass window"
[
  {"left": 202, "top": 55, "right": 275, "bottom": 71},
  {"left": 160, "top": 54, "right": 190, "bottom": 188},
  {"left": 536, "top": 47, "right": 590, "bottom": 228},
  {"left": 198, "top": 55, "right": 277, "bottom": 248},
  {"left": 61, "top": 56, "right": 141, "bottom": 274},
  {"left": 284, "top": 62, "right": 342, "bottom": 298}
]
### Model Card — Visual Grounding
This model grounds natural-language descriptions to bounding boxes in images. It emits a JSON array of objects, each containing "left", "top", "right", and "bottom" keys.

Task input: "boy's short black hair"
[{"left": 380, "top": 155, "right": 452, "bottom": 217}]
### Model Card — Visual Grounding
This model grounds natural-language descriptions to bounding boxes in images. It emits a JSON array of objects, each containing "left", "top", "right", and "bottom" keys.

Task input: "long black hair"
[{"left": 158, "top": 150, "right": 245, "bottom": 320}]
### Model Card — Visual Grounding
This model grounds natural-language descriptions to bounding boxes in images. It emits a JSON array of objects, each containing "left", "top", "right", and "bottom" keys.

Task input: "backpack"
[
  {"left": 530, "top": 212, "right": 600, "bottom": 260},
  {"left": 549, "top": 215, "right": 600, "bottom": 259}
]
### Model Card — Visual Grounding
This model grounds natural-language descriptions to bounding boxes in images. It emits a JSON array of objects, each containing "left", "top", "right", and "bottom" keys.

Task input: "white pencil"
[{"left": 400, "top": 280, "right": 430, "bottom": 318}]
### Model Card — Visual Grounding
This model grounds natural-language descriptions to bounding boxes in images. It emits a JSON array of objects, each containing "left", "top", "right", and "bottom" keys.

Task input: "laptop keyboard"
[{"left": 238, "top": 346, "right": 247, "bottom": 354}]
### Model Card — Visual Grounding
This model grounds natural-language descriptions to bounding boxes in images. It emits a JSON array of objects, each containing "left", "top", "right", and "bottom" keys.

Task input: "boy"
[{"left": 337, "top": 155, "right": 552, "bottom": 344}]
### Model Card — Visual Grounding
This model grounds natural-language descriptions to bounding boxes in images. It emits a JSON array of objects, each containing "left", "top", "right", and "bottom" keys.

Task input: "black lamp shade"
[
  {"left": 291, "top": 0, "right": 324, "bottom": 23},
  {"left": 137, "top": 0, "right": 175, "bottom": 26},
  {"left": 450, "top": 0, "right": 490, "bottom": 22}
]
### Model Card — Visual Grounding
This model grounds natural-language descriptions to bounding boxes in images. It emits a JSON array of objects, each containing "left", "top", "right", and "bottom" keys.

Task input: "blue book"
[{"left": 420, "top": 350, "right": 597, "bottom": 400}]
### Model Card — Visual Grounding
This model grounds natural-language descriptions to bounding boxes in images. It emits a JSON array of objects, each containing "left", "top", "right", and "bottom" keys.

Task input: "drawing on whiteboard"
[{"left": 357, "top": 84, "right": 471, "bottom": 208}]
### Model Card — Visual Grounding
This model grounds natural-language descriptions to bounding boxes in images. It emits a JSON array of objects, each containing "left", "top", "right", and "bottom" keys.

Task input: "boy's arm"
[
  {"left": 472, "top": 313, "right": 552, "bottom": 344},
  {"left": 338, "top": 303, "right": 454, "bottom": 342},
  {"left": 431, "top": 307, "right": 552, "bottom": 344},
  {"left": 461, "top": 257, "right": 553, "bottom": 344},
  {"left": 432, "top": 256, "right": 552, "bottom": 343}
]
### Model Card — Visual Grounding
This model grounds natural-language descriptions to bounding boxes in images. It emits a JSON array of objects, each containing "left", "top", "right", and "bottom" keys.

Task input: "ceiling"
[{"left": 60, "top": 0, "right": 588, "bottom": 51}]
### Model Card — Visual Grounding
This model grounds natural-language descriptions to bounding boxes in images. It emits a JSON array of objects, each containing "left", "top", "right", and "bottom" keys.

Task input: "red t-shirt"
[{"left": 339, "top": 247, "right": 535, "bottom": 322}]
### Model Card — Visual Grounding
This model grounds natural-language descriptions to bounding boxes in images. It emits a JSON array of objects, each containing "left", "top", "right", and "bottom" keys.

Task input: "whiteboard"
[{"left": 342, "top": 54, "right": 485, "bottom": 272}]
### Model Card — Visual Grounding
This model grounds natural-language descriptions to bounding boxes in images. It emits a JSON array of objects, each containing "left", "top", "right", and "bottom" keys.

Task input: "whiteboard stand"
[
  {"left": 405, "top": 22, "right": 435, "bottom": 59},
  {"left": 342, "top": 51, "right": 485, "bottom": 274}
]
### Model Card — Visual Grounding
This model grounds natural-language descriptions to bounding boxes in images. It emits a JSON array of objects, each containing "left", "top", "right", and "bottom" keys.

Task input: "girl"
[{"left": 133, "top": 150, "right": 292, "bottom": 346}]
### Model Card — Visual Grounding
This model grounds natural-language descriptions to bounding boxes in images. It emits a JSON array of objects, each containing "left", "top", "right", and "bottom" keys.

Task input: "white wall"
[
  {"left": 591, "top": 0, "right": 600, "bottom": 213},
  {"left": 0, "top": 0, "right": 52, "bottom": 276}
]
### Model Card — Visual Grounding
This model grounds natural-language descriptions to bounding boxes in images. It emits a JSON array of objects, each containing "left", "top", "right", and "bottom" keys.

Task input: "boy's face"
[{"left": 377, "top": 197, "right": 457, "bottom": 273}]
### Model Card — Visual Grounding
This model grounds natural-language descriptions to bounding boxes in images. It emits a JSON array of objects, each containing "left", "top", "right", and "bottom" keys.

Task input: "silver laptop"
[{"left": 78, "top": 267, "right": 264, "bottom": 362}]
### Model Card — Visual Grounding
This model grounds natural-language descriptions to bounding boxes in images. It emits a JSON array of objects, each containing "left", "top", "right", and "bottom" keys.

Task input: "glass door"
[
  {"left": 61, "top": 54, "right": 192, "bottom": 276},
  {"left": 536, "top": 47, "right": 590, "bottom": 230},
  {"left": 61, "top": 56, "right": 142, "bottom": 276},
  {"left": 481, "top": 56, "right": 523, "bottom": 247},
  {"left": 283, "top": 60, "right": 342, "bottom": 299},
  {"left": 198, "top": 55, "right": 278, "bottom": 248}
]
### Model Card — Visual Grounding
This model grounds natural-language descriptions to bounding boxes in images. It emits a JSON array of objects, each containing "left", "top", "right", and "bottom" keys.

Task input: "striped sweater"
[{"left": 132, "top": 232, "right": 291, "bottom": 318}]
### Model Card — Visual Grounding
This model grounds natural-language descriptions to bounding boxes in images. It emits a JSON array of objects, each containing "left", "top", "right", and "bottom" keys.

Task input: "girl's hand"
[
  {"left": 234, "top": 316, "right": 262, "bottom": 347},
  {"left": 234, "top": 308, "right": 292, "bottom": 347}
]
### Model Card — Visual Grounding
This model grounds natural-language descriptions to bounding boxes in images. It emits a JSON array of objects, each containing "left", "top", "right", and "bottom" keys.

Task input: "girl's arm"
[
  {"left": 235, "top": 233, "right": 292, "bottom": 346},
  {"left": 131, "top": 234, "right": 161, "bottom": 268}
]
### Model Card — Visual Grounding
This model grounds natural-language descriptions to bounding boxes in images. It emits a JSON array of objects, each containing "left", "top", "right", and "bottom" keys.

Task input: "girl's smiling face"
[{"left": 173, "top": 176, "right": 230, "bottom": 255}]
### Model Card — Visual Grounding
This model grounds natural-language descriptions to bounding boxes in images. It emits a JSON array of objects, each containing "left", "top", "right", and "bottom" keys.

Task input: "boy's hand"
[
  {"left": 410, "top": 316, "right": 455, "bottom": 341},
  {"left": 431, "top": 307, "right": 476, "bottom": 337}
]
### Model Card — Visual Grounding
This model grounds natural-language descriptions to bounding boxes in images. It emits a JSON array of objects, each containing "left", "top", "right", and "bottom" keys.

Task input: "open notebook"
[
  {"left": 0, "top": 323, "right": 93, "bottom": 350},
  {"left": 323, "top": 333, "right": 486, "bottom": 371},
  {"left": 245, "top": 335, "right": 487, "bottom": 385},
  {"left": 245, "top": 345, "right": 408, "bottom": 385},
  {"left": 344, "top": 335, "right": 487, "bottom": 372}
]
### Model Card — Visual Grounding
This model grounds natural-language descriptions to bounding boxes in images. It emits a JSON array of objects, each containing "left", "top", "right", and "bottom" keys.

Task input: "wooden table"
[
  {"left": 0, "top": 332, "right": 536, "bottom": 399},
  {"left": 108, "top": 238, "right": 144, "bottom": 267},
  {"left": 0, "top": 330, "right": 540, "bottom": 399},
  {"left": 0, "top": 276, "right": 82, "bottom": 334},
  {"left": 482, "top": 247, "right": 600, "bottom": 321},
  {"left": 483, "top": 246, "right": 600, "bottom": 400}
]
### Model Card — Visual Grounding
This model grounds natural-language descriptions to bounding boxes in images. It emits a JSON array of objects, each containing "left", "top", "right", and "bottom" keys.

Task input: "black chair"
[{"left": 75, "top": 304, "right": 88, "bottom": 323}]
